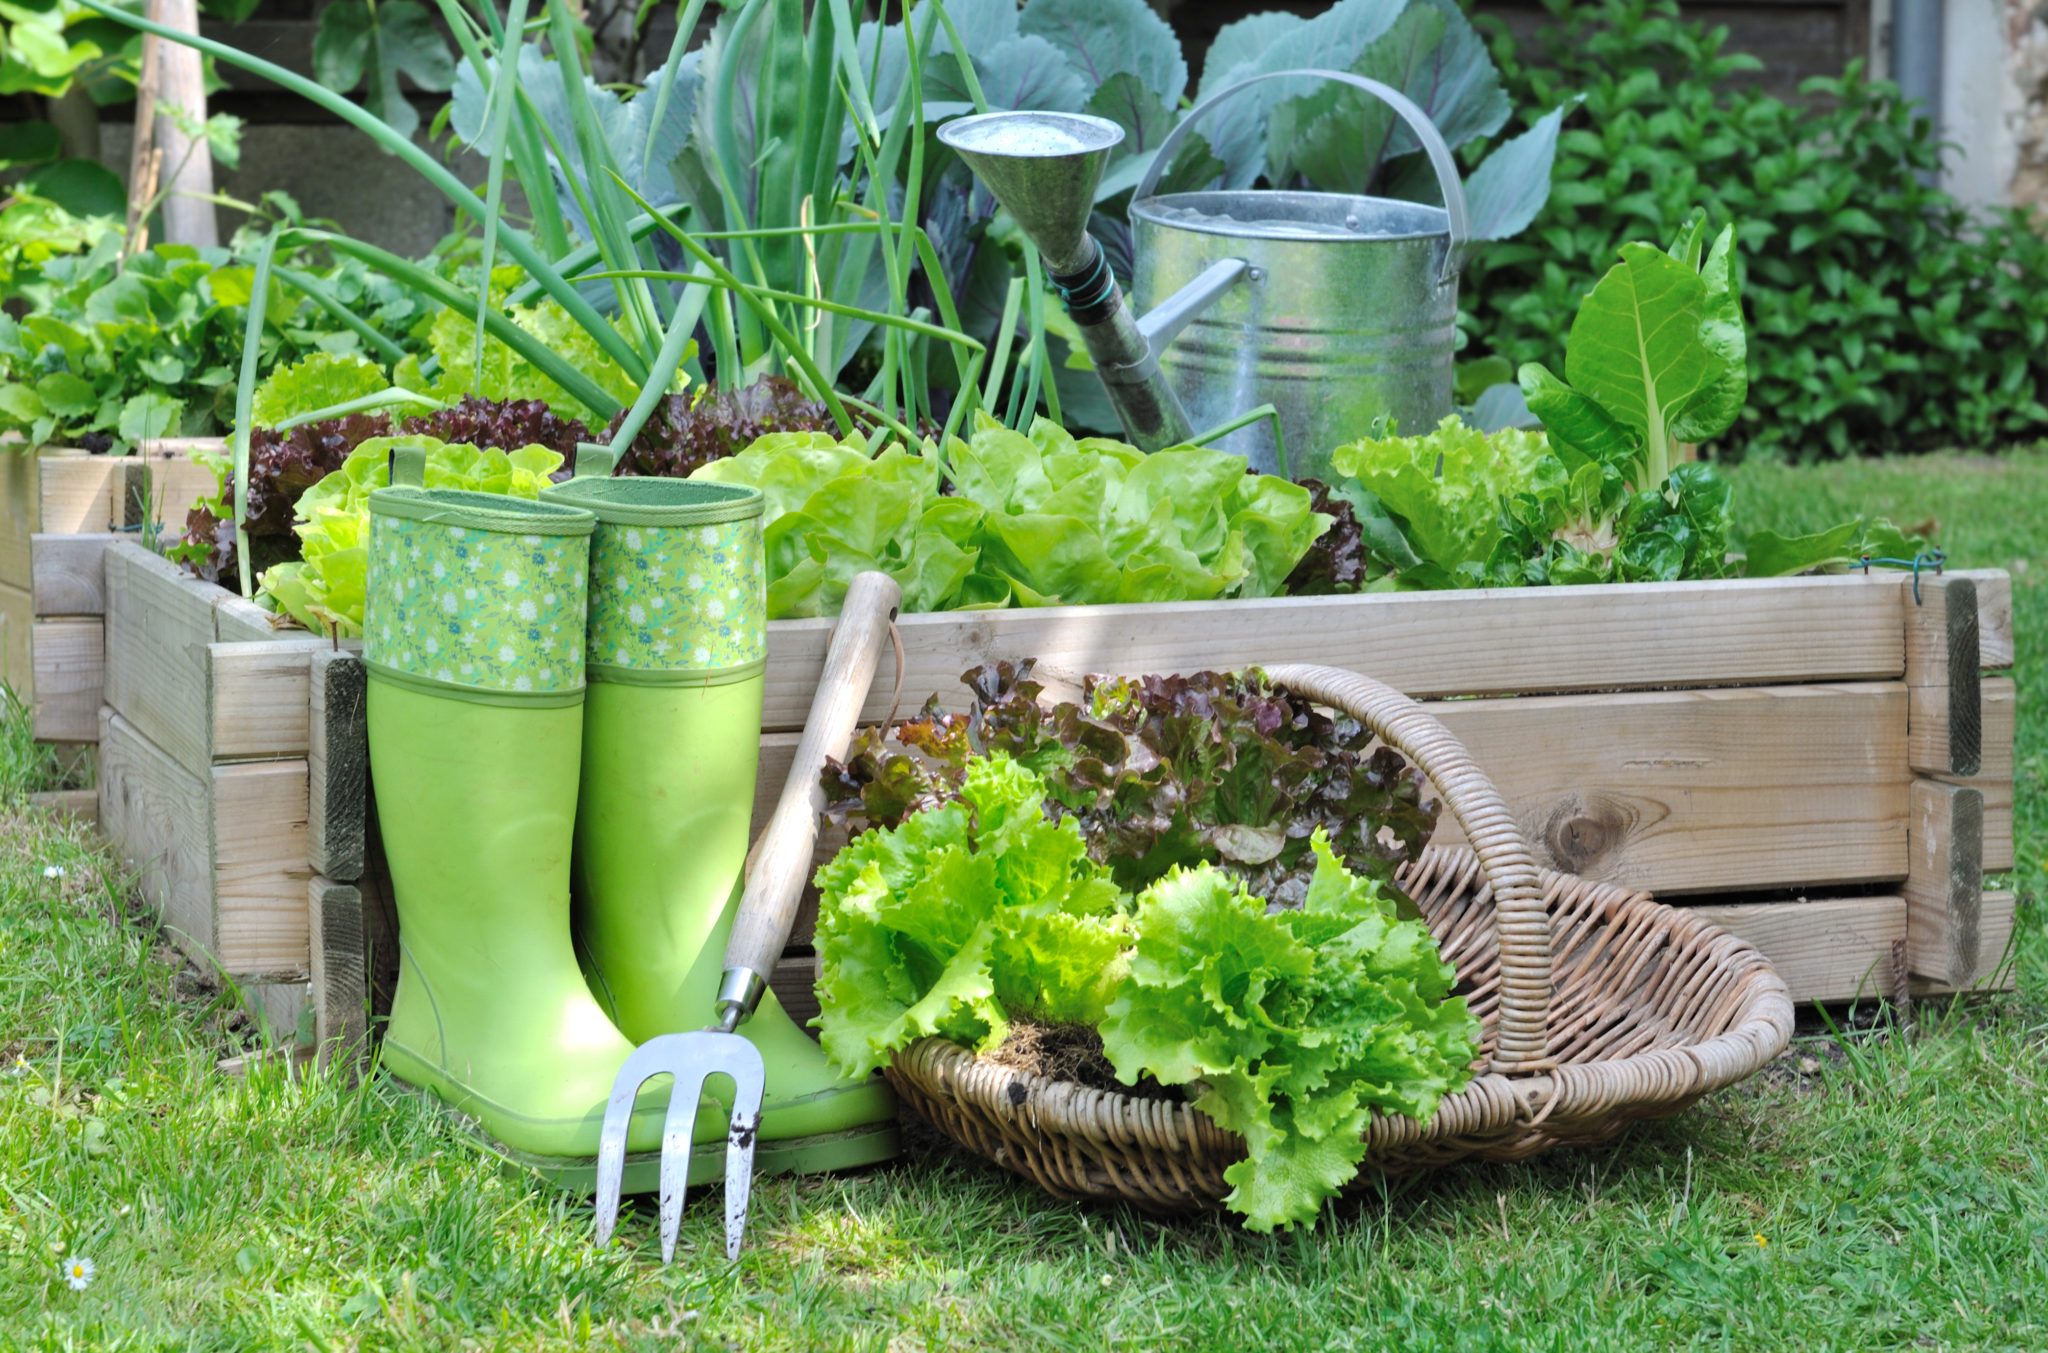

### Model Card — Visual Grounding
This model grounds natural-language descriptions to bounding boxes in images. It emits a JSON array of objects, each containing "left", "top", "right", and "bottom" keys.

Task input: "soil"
[{"left": 982, "top": 1019, "right": 1188, "bottom": 1104}]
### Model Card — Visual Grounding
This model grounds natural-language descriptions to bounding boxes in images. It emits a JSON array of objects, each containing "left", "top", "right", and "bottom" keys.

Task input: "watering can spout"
[{"left": 937, "top": 110, "right": 1247, "bottom": 452}]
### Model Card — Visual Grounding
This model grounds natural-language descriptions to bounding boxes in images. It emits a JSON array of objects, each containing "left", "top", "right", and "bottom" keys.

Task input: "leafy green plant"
[
  {"left": 312, "top": 0, "right": 455, "bottom": 139},
  {"left": 0, "top": 231, "right": 430, "bottom": 452},
  {"left": 823, "top": 661, "right": 1438, "bottom": 906},
  {"left": 814, "top": 751, "right": 1479, "bottom": 1232},
  {"left": 1318, "top": 216, "right": 1927, "bottom": 586},
  {"left": 692, "top": 414, "right": 1327, "bottom": 617},
  {"left": 1468, "top": 0, "right": 2048, "bottom": 459}
]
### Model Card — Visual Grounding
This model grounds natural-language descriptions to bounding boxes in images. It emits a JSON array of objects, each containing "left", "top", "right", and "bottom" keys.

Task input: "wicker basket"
[{"left": 883, "top": 663, "right": 1795, "bottom": 1212}]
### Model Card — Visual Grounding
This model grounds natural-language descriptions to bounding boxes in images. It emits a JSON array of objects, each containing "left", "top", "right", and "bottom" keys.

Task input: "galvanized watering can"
[{"left": 938, "top": 70, "right": 1469, "bottom": 482}]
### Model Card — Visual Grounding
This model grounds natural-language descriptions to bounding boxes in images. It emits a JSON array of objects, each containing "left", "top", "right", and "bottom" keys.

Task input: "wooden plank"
[
  {"left": 754, "top": 682, "right": 1911, "bottom": 900},
  {"left": 107, "top": 448, "right": 216, "bottom": 536},
  {"left": 1690, "top": 895, "right": 1904, "bottom": 1004},
  {"left": 27, "top": 788, "right": 98, "bottom": 825},
  {"left": 1904, "top": 780, "right": 1984, "bottom": 986},
  {"left": 308, "top": 875, "right": 367, "bottom": 1073},
  {"left": 308, "top": 649, "right": 368, "bottom": 880},
  {"left": 1953, "top": 569, "right": 2013, "bottom": 670},
  {"left": 98, "top": 704, "right": 215, "bottom": 959},
  {"left": 759, "top": 573, "right": 1921, "bottom": 731},
  {"left": 103, "top": 542, "right": 223, "bottom": 775},
  {"left": 1397, "top": 684, "right": 1906, "bottom": 896},
  {"left": 213, "top": 593, "right": 284, "bottom": 644},
  {"left": 1939, "top": 889, "right": 2017, "bottom": 993},
  {"left": 29, "top": 619, "right": 102, "bottom": 743},
  {"left": 30, "top": 532, "right": 119, "bottom": 615},
  {"left": 208, "top": 640, "right": 322, "bottom": 761},
  {"left": 0, "top": 580, "right": 29, "bottom": 704},
  {"left": 1905, "top": 574, "right": 1980, "bottom": 776},
  {"left": 1946, "top": 677, "right": 2015, "bottom": 873},
  {"left": 211, "top": 758, "right": 311, "bottom": 978},
  {"left": 770, "top": 953, "right": 821, "bottom": 1031},
  {"left": 3, "top": 450, "right": 97, "bottom": 590}
]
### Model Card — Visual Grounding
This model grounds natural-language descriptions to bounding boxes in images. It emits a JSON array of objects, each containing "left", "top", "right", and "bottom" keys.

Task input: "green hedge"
[{"left": 1463, "top": 0, "right": 2048, "bottom": 460}]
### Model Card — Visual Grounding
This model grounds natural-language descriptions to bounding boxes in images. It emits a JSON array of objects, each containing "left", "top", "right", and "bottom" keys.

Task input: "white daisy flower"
[
  {"left": 512, "top": 675, "right": 532, "bottom": 692},
  {"left": 706, "top": 600, "right": 726, "bottom": 621},
  {"left": 687, "top": 572, "right": 704, "bottom": 590},
  {"left": 624, "top": 529, "right": 643, "bottom": 551},
  {"left": 440, "top": 594, "right": 458, "bottom": 614},
  {"left": 693, "top": 646, "right": 712, "bottom": 665},
  {"left": 517, "top": 600, "right": 538, "bottom": 622},
  {"left": 42, "top": 865, "right": 64, "bottom": 880},
  {"left": 424, "top": 638, "right": 439, "bottom": 656},
  {"left": 498, "top": 646, "right": 517, "bottom": 663},
  {"left": 502, "top": 569, "right": 521, "bottom": 588},
  {"left": 701, "top": 526, "right": 719, "bottom": 545},
  {"left": 627, "top": 604, "right": 646, "bottom": 625},
  {"left": 63, "top": 1256, "right": 94, "bottom": 1291},
  {"left": 432, "top": 560, "right": 446, "bottom": 580}
]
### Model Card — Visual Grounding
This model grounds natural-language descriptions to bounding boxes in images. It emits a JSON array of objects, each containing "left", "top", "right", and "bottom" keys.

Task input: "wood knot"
[{"left": 1537, "top": 794, "right": 1637, "bottom": 875}]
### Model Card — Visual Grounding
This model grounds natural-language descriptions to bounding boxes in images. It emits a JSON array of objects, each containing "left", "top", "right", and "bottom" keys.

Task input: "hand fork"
[{"left": 592, "top": 571, "right": 904, "bottom": 1262}]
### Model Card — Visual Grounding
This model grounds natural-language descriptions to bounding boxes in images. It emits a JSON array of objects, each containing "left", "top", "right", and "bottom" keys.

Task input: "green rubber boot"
[
  {"left": 365, "top": 458, "right": 673, "bottom": 1192},
  {"left": 543, "top": 468, "right": 899, "bottom": 1178}
]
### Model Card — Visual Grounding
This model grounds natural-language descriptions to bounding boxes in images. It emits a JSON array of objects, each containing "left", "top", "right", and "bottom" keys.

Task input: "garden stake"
[{"left": 595, "top": 570, "right": 903, "bottom": 1263}]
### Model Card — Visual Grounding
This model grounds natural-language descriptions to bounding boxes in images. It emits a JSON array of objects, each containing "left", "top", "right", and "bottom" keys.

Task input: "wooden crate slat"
[
  {"left": 308, "top": 649, "right": 368, "bottom": 881},
  {"left": 29, "top": 619, "right": 101, "bottom": 742},
  {"left": 211, "top": 759, "right": 312, "bottom": 978},
  {"left": 29, "top": 532, "right": 119, "bottom": 615},
  {"left": 1904, "top": 779, "right": 1984, "bottom": 986},
  {"left": 214, "top": 592, "right": 287, "bottom": 644},
  {"left": 1904, "top": 574, "right": 1981, "bottom": 777},
  {"left": 1930, "top": 889, "right": 2018, "bottom": 995},
  {"left": 0, "top": 580, "right": 28, "bottom": 703},
  {"left": 752, "top": 682, "right": 1910, "bottom": 899},
  {"left": 109, "top": 451, "right": 219, "bottom": 536},
  {"left": 1956, "top": 569, "right": 2015, "bottom": 670},
  {"left": 1947, "top": 677, "right": 2015, "bottom": 873},
  {"left": 209, "top": 639, "right": 324, "bottom": 761},
  {"left": 103, "top": 543, "right": 225, "bottom": 774},
  {"left": 98, "top": 704, "right": 216, "bottom": 960},
  {"left": 2, "top": 451, "right": 107, "bottom": 590},
  {"left": 1690, "top": 895, "right": 1904, "bottom": 1004},
  {"left": 758, "top": 574, "right": 1922, "bottom": 732},
  {"left": 308, "top": 875, "right": 368, "bottom": 1070}
]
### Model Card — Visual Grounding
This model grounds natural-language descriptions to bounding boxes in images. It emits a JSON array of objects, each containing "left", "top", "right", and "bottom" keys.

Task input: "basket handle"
[{"left": 1264, "top": 662, "right": 1550, "bottom": 1071}]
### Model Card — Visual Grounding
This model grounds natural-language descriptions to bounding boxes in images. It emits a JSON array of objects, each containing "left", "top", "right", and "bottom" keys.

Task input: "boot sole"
[{"left": 384, "top": 1076, "right": 901, "bottom": 1195}]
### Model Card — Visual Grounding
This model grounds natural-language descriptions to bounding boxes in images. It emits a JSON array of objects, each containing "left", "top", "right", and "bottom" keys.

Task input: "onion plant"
[{"left": 78, "top": 0, "right": 1025, "bottom": 598}]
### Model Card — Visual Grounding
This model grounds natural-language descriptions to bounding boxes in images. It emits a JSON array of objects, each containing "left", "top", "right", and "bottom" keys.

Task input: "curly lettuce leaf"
[
  {"left": 1330, "top": 416, "right": 1551, "bottom": 577},
  {"left": 814, "top": 755, "right": 1130, "bottom": 1077},
  {"left": 692, "top": 415, "right": 1326, "bottom": 617},
  {"left": 247, "top": 352, "right": 390, "bottom": 428},
  {"left": 1100, "top": 833, "right": 1478, "bottom": 1232}
]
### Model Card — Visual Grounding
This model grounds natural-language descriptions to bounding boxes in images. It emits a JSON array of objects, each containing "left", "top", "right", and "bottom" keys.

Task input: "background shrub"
[{"left": 1464, "top": 0, "right": 2048, "bottom": 460}]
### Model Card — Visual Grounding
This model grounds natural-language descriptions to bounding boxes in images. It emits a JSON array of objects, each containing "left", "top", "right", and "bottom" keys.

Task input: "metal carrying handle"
[{"left": 1134, "top": 68, "right": 1471, "bottom": 285}]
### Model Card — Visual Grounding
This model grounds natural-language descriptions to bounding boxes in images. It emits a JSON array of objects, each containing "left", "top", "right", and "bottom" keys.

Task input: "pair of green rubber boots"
[{"left": 361, "top": 448, "right": 896, "bottom": 1189}]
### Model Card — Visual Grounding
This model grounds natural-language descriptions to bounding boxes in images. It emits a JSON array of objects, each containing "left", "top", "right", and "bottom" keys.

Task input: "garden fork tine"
[{"left": 594, "top": 1032, "right": 766, "bottom": 1263}]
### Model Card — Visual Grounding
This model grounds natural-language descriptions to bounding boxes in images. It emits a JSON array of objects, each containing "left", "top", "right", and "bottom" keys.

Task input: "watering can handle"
[{"left": 1134, "top": 69, "right": 1470, "bottom": 285}]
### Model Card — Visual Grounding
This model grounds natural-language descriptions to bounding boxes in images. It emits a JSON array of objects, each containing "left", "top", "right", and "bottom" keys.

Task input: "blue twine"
[{"left": 1854, "top": 549, "right": 1946, "bottom": 604}]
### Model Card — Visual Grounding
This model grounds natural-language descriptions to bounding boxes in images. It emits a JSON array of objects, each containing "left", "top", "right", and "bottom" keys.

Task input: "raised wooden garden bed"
[
  {"left": 7, "top": 441, "right": 218, "bottom": 713},
  {"left": 29, "top": 535, "right": 2021, "bottom": 1059}
]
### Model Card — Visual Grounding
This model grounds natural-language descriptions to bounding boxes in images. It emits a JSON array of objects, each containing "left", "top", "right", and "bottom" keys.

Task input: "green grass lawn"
[{"left": 3, "top": 451, "right": 2043, "bottom": 1351}]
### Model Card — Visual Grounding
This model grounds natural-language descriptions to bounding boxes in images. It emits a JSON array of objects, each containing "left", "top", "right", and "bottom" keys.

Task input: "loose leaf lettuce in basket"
[
  {"left": 814, "top": 755, "right": 1480, "bottom": 1232},
  {"left": 824, "top": 661, "right": 1438, "bottom": 909}
]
